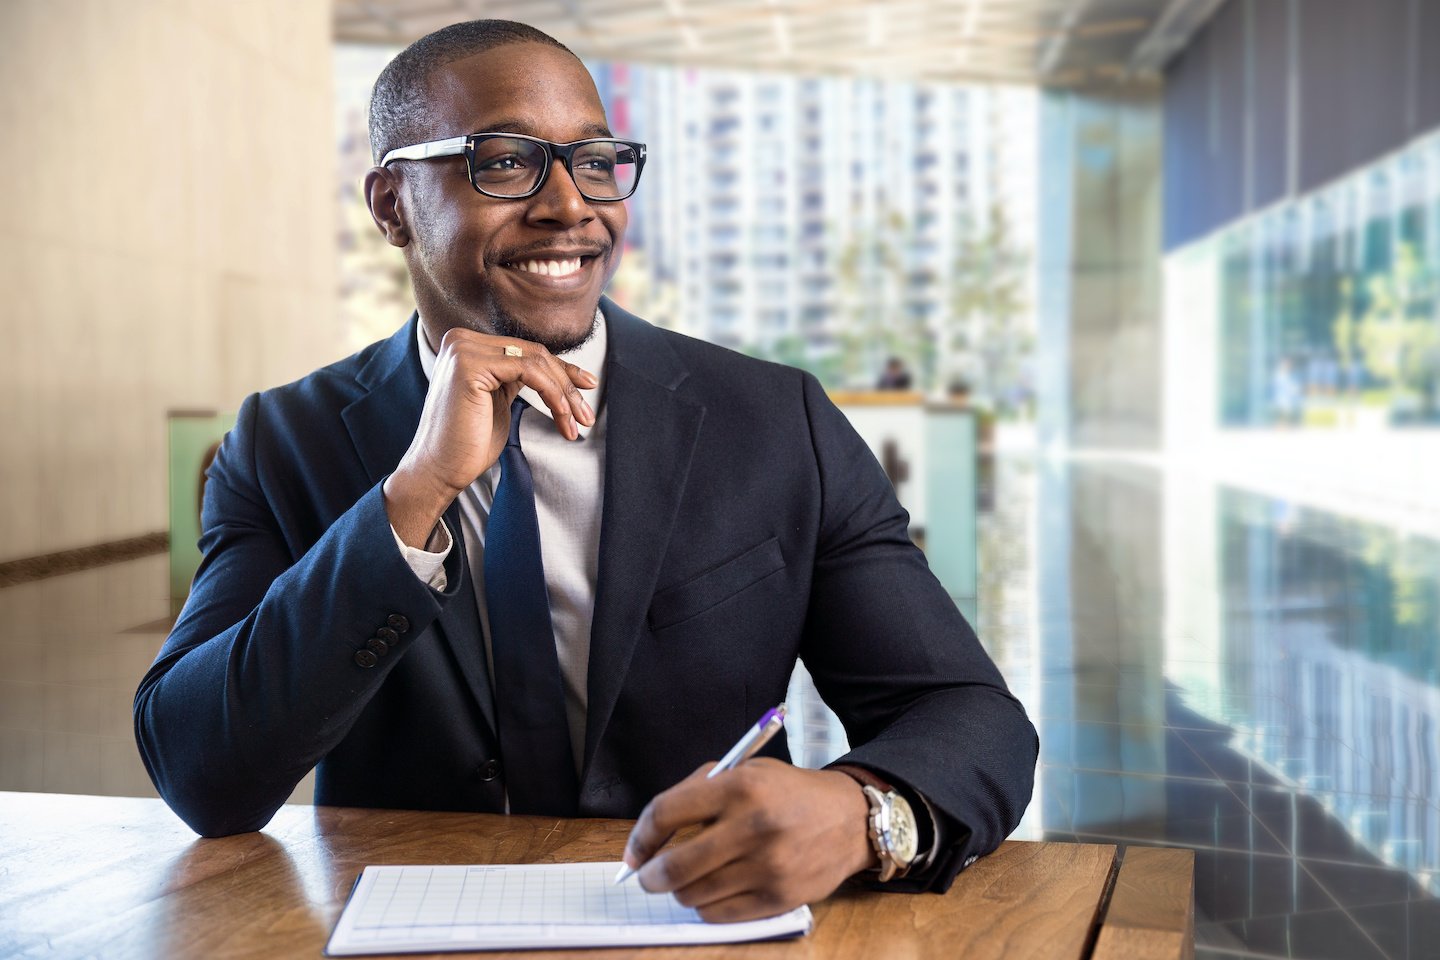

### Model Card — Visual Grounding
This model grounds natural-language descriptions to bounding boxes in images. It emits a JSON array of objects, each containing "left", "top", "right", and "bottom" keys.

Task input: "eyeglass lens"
[{"left": 470, "top": 137, "right": 639, "bottom": 199}]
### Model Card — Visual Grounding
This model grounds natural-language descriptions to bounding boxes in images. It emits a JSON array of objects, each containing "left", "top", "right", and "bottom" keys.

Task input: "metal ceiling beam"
[
  {"left": 1128, "top": 0, "right": 1228, "bottom": 73},
  {"left": 333, "top": 0, "right": 1173, "bottom": 86}
]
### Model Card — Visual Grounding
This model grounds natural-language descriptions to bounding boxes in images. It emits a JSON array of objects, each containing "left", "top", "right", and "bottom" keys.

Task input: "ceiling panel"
[{"left": 334, "top": 0, "right": 1217, "bottom": 86}]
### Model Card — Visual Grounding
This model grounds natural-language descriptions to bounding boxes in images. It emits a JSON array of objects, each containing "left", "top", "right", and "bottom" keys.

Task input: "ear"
[{"left": 364, "top": 167, "right": 410, "bottom": 247}]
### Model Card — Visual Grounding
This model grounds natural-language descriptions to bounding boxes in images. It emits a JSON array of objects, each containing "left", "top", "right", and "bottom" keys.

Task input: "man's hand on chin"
[
  {"left": 621, "top": 758, "right": 878, "bottom": 922},
  {"left": 382, "top": 326, "right": 597, "bottom": 548}
]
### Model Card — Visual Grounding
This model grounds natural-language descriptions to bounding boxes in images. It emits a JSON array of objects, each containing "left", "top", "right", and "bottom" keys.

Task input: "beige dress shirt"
[{"left": 390, "top": 311, "right": 608, "bottom": 776}]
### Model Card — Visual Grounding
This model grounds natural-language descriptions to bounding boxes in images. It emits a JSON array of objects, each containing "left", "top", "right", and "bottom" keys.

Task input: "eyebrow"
[{"left": 478, "top": 117, "right": 614, "bottom": 139}]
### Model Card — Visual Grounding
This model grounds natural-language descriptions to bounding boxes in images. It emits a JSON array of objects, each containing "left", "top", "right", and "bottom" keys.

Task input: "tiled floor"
[
  {"left": 2, "top": 454, "right": 1437, "bottom": 958},
  {"left": 978, "top": 456, "right": 1440, "bottom": 960}
]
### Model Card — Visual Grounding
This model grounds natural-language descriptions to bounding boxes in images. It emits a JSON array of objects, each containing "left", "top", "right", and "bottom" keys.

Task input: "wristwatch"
[{"left": 832, "top": 765, "right": 920, "bottom": 882}]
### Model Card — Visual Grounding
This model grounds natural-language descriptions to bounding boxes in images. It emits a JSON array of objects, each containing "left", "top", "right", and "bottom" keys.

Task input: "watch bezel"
[{"left": 863, "top": 784, "right": 919, "bottom": 881}]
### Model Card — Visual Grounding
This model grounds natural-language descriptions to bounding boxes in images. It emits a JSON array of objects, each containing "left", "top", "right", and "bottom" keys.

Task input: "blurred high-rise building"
[
  {"left": 337, "top": 48, "right": 1036, "bottom": 396},
  {"left": 594, "top": 61, "right": 1036, "bottom": 394}
]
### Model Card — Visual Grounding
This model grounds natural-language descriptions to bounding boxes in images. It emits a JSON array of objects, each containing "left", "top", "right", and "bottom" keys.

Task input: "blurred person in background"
[
  {"left": 875, "top": 356, "right": 914, "bottom": 390},
  {"left": 1271, "top": 355, "right": 1304, "bottom": 426}
]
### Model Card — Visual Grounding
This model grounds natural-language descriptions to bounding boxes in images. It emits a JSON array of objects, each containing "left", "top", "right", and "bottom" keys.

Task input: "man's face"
[{"left": 391, "top": 43, "right": 627, "bottom": 353}]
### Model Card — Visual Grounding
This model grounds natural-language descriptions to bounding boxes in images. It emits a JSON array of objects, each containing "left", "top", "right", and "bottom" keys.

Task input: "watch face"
[{"left": 886, "top": 794, "right": 920, "bottom": 866}]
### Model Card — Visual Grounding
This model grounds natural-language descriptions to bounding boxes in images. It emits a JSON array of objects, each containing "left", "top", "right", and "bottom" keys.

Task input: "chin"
[{"left": 487, "top": 298, "right": 600, "bottom": 356}]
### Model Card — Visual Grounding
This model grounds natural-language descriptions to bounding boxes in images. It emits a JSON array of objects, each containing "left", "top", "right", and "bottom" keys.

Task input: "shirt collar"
[{"left": 415, "top": 308, "right": 607, "bottom": 438}]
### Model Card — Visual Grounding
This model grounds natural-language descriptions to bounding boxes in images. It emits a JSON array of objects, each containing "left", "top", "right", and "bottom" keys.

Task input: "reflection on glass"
[
  {"left": 1184, "top": 131, "right": 1440, "bottom": 429},
  {"left": 1026, "top": 454, "right": 1440, "bottom": 951},
  {"left": 1206, "top": 487, "right": 1440, "bottom": 892}
]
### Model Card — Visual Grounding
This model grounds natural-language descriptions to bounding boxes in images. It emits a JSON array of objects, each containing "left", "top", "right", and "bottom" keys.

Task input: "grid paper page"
[
  {"left": 367, "top": 862, "right": 695, "bottom": 926},
  {"left": 325, "top": 862, "right": 813, "bottom": 955}
]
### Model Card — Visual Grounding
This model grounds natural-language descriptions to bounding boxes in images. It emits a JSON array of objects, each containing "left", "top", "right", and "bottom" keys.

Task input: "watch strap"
[
  {"left": 830, "top": 763, "right": 942, "bottom": 879},
  {"left": 830, "top": 763, "right": 894, "bottom": 795},
  {"left": 831, "top": 764, "right": 912, "bottom": 881}
]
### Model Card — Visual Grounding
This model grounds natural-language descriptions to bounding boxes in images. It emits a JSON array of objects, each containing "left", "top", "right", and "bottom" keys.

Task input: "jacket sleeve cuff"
[{"left": 825, "top": 759, "right": 980, "bottom": 893}]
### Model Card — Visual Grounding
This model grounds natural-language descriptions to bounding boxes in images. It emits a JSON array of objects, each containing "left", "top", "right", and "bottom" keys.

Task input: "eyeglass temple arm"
[{"left": 379, "top": 135, "right": 468, "bottom": 167}]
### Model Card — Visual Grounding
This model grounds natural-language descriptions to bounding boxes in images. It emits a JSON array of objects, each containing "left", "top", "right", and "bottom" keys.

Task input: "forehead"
[{"left": 421, "top": 43, "right": 610, "bottom": 140}]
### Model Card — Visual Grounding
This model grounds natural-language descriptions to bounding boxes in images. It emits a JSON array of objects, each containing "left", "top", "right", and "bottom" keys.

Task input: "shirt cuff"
[
  {"left": 906, "top": 785, "right": 947, "bottom": 876},
  {"left": 390, "top": 520, "right": 452, "bottom": 590}
]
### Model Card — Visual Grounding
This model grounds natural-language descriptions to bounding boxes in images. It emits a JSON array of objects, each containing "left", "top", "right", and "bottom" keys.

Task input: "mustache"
[{"left": 492, "top": 239, "right": 611, "bottom": 264}]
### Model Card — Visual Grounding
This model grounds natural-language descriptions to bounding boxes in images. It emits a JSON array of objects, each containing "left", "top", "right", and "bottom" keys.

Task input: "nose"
[{"left": 525, "top": 158, "right": 595, "bottom": 230}]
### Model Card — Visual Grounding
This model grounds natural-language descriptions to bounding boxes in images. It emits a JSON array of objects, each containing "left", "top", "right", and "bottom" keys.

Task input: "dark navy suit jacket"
[{"left": 134, "top": 298, "right": 1036, "bottom": 891}]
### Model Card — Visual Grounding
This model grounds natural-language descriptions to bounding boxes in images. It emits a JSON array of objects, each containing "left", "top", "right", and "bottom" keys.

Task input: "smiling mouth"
[
  {"left": 498, "top": 249, "right": 607, "bottom": 281},
  {"left": 507, "top": 256, "right": 586, "bottom": 278}
]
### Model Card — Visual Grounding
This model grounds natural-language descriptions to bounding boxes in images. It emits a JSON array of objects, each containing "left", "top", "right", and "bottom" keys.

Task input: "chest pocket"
[{"left": 648, "top": 536, "right": 786, "bottom": 631}]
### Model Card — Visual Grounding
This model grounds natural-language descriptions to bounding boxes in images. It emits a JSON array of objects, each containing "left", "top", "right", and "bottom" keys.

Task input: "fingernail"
[{"left": 582, "top": 397, "right": 595, "bottom": 420}]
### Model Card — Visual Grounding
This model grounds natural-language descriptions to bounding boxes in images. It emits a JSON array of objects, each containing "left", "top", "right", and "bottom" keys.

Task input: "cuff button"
[
  {"left": 354, "top": 649, "right": 379, "bottom": 668},
  {"left": 366, "top": 638, "right": 390, "bottom": 657},
  {"left": 387, "top": 614, "right": 410, "bottom": 634},
  {"left": 374, "top": 627, "right": 398, "bottom": 644}
]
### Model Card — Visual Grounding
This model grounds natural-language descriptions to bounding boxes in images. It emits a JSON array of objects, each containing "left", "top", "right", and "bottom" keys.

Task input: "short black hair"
[{"left": 368, "top": 20, "right": 575, "bottom": 164}]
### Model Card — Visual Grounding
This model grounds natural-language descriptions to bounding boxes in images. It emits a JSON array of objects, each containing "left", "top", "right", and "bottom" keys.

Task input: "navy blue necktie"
[{"left": 485, "top": 398, "right": 579, "bottom": 815}]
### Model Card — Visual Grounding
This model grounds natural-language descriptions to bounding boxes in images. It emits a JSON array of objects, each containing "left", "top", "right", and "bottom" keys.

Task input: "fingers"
[
  {"left": 623, "top": 763, "right": 722, "bottom": 875},
  {"left": 636, "top": 816, "right": 749, "bottom": 896},
  {"left": 621, "top": 764, "right": 858, "bottom": 926},
  {"left": 437, "top": 328, "right": 598, "bottom": 440},
  {"left": 563, "top": 358, "right": 599, "bottom": 390},
  {"left": 510, "top": 357, "right": 585, "bottom": 440},
  {"left": 670, "top": 860, "right": 753, "bottom": 912},
  {"left": 547, "top": 359, "right": 596, "bottom": 434},
  {"left": 694, "top": 890, "right": 797, "bottom": 924},
  {"left": 644, "top": 820, "right": 801, "bottom": 923}
]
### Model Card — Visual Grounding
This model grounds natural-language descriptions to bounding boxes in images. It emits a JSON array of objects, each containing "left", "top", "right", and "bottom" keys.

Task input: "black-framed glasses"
[{"left": 380, "top": 132, "right": 646, "bottom": 202}]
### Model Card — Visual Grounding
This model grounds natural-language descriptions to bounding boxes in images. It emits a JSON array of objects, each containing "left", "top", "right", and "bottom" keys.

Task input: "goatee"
[{"left": 482, "top": 302, "right": 600, "bottom": 356}]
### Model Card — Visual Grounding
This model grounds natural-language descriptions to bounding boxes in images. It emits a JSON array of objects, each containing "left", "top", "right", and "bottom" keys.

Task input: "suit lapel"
[
  {"left": 340, "top": 314, "right": 498, "bottom": 738},
  {"left": 340, "top": 315, "right": 426, "bottom": 489},
  {"left": 583, "top": 301, "right": 706, "bottom": 778}
]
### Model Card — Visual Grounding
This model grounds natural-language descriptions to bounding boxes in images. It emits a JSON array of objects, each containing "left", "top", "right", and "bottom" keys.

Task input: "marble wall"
[{"left": 0, "top": 0, "right": 339, "bottom": 562}]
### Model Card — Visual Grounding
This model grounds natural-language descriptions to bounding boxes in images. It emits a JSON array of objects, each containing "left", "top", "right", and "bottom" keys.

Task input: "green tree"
[
  {"left": 833, "top": 208, "right": 934, "bottom": 389},
  {"left": 1355, "top": 241, "right": 1440, "bottom": 417},
  {"left": 946, "top": 202, "right": 1030, "bottom": 412}
]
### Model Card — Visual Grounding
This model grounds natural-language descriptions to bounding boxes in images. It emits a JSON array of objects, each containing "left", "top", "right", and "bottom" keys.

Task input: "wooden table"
[{"left": 0, "top": 792, "right": 1193, "bottom": 959}]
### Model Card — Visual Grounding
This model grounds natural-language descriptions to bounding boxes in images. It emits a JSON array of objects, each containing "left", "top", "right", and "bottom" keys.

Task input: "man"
[
  {"left": 134, "top": 20, "right": 1036, "bottom": 922},
  {"left": 876, "top": 357, "right": 914, "bottom": 390}
]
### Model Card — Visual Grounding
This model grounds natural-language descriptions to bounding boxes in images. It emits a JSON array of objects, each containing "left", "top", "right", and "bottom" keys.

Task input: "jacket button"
[
  {"left": 478, "top": 759, "right": 501, "bottom": 781},
  {"left": 374, "top": 627, "right": 399, "bottom": 644},
  {"left": 366, "top": 638, "right": 390, "bottom": 657},
  {"left": 354, "top": 649, "right": 379, "bottom": 668},
  {"left": 387, "top": 614, "right": 410, "bottom": 634}
]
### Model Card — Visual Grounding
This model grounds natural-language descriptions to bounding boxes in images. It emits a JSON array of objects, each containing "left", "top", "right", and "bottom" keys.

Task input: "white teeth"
[{"left": 513, "top": 258, "right": 583, "bottom": 277}]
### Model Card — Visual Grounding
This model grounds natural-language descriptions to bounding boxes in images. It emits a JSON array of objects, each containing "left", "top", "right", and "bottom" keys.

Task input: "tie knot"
[{"left": 507, "top": 397, "right": 528, "bottom": 448}]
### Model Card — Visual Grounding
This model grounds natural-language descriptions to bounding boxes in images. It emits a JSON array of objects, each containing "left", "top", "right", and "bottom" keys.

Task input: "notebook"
[{"left": 325, "top": 861, "right": 814, "bottom": 955}]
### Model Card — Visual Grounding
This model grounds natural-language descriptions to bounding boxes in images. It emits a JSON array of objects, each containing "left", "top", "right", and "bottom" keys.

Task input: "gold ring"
[{"left": 503, "top": 345, "right": 523, "bottom": 357}]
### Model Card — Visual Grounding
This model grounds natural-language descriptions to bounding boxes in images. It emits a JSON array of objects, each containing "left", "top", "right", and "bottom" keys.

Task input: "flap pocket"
[{"left": 648, "top": 537, "right": 786, "bottom": 630}]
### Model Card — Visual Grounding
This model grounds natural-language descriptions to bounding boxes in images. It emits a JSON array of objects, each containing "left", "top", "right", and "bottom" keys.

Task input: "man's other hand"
[
  {"left": 622, "top": 759, "right": 879, "bottom": 922},
  {"left": 384, "top": 327, "right": 597, "bottom": 547}
]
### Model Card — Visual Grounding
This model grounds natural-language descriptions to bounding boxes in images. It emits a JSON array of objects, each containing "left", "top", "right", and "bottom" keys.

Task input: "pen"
[{"left": 613, "top": 703, "right": 788, "bottom": 885}]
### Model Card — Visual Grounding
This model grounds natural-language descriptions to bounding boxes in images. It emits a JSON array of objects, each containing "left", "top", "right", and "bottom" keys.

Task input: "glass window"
[{"left": 1207, "top": 132, "right": 1440, "bottom": 428}]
